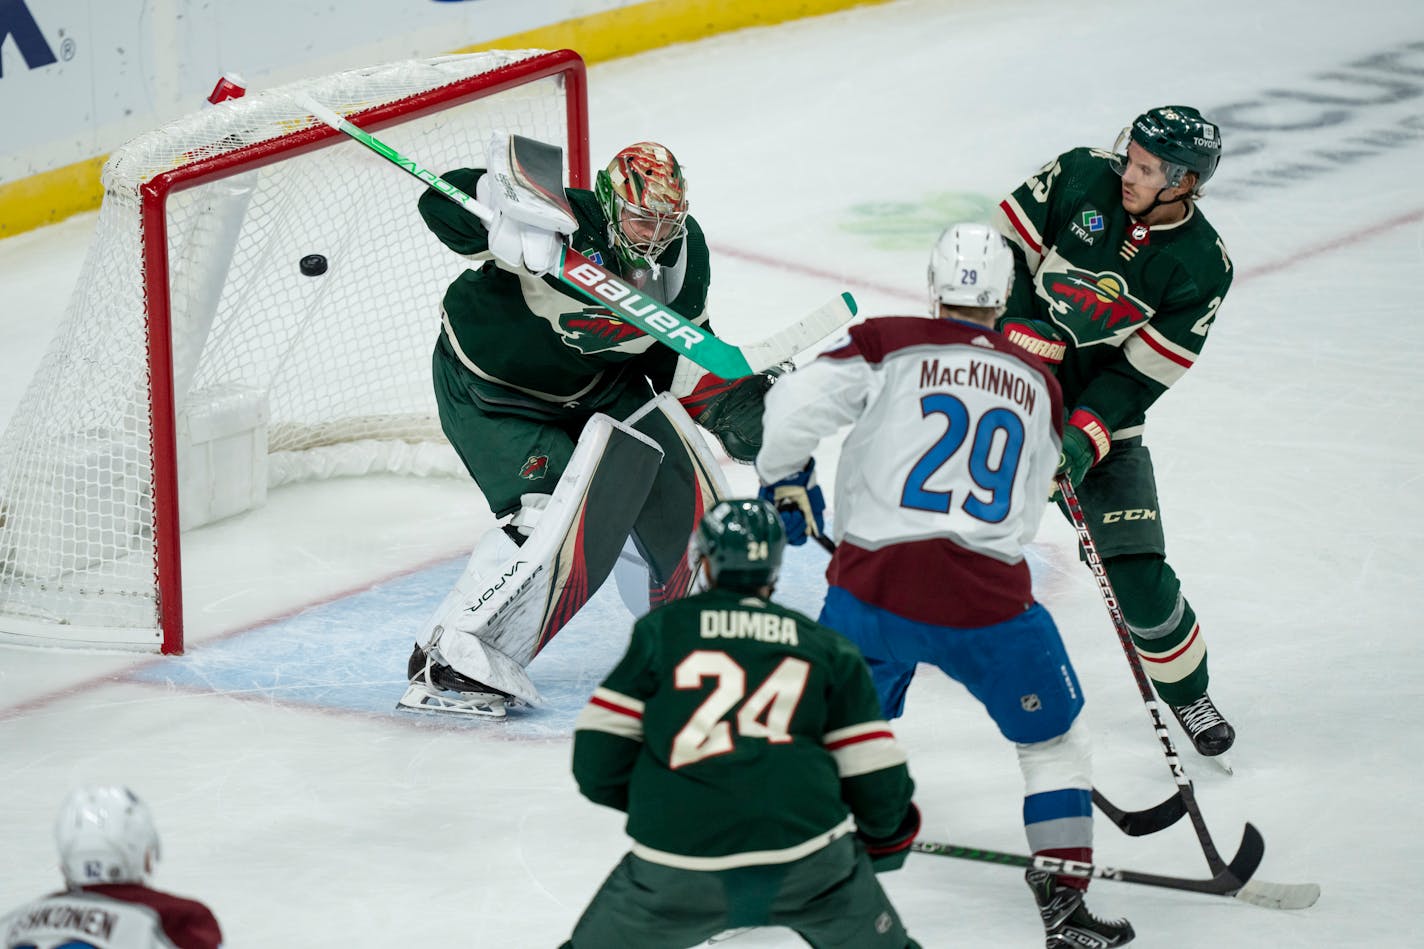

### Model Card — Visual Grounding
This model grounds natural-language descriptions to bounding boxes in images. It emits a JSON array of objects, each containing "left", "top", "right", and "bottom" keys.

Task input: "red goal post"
[{"left": 0, "top": 50, "right": 589, "bottom": 654}]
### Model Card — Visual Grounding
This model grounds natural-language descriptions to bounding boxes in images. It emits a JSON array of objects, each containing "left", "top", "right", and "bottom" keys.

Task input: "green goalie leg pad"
[{"left": 1104, "top": 554, "right": 1209, "bottom": 705}]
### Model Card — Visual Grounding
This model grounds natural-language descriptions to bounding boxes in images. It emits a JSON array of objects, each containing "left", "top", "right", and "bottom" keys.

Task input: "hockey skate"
[
  {"left": 397, "top": 642, "right": 513, "bottom": 719},
  {"left": 1169, "top": 692, "right": 1235, "bottom": 756},
  {"left": 1025, "top": 869, "right": 1134, "bottom": 948}
]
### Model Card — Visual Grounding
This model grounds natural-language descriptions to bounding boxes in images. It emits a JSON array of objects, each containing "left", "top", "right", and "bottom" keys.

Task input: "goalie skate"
[
  {"left": 397, "top": 681, "right": 508, "bottom": 719},
  {"left": 402, "top": 412, "right": 663, "bottom": 713},
  {"left": 397, "top": 642, "right": 512, "bottom": 719}
]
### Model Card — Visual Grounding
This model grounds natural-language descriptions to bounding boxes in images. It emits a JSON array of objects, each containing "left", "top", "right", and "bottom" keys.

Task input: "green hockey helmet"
[
  {"left": 690, "top": 498, "right": 786, "bottom": 593},
  {"left": 1112, "top": 105, "right": 1222, "bottom": 193}
]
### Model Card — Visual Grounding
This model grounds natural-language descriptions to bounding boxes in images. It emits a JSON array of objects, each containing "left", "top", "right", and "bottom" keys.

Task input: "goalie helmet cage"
[{"left": 0, "top": 49, "right": 589, "bottom": 654}]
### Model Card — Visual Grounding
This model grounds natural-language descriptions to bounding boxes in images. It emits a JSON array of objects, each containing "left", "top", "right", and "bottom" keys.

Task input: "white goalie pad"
[{"left": 416, "top": 412, "right": 663, "bottom": 705}]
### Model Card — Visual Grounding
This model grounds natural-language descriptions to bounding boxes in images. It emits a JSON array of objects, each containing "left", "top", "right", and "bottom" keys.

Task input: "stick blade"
[
  {"left": 1225, "top": 822, "right": 1267, "bottom": 889},
  {"left": 738, "top": 292, "right": 858, "bottom": 373},
  {"left": 1234, "top": 878, "right": 1322, "bottom": 911},
  {"left": 1222, "top": 823, "right": 1322, "bottom": 910},
  {"left": 1093, "top": 787, "right": 1188, "bottom": 836}
]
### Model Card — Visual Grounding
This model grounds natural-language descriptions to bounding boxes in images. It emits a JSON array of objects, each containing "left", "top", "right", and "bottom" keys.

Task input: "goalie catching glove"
[
  {"left": 759, "top": 458, "right": 825, "bottom": 546},
  {"left": 673, "top": 358, "right": 792, "bottom": 462},
  {"left": 477, "top": 130, "right": 577, "bottom": 275}
]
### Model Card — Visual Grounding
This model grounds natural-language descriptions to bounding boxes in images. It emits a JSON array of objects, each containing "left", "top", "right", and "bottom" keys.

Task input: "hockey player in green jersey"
[
  {"left": 563, "top": 499, "right": 922, "bottom": 949},
  {"left": 418, "top": 138, "right": 769, "bottom": 498},
  {"left": 991, "top": 105, "right": 1236, "bottom": 757},
  {"left": 401, "top": 138, "right": 778, "bottom": 717}
]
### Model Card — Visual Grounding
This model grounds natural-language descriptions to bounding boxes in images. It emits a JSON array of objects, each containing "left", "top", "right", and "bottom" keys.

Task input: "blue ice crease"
[{"left": 128, "top": 546, "right": 833, "bottom": 739}]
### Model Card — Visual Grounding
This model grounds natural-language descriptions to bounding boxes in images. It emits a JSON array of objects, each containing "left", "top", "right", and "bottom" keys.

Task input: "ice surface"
[{"left": 3, "top": 0, "right": 1422, "bottom": 944}]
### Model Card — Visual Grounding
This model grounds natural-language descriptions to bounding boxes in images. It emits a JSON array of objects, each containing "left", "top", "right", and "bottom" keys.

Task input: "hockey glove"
[
  {"left": 858, "top": 803, "right": 921, "bottom": 873},
  {"left": 478, "top": 131, "right": 577, "bottom": 276},
  {"left": 676, "top": 363, "right": 789, "bottom": 462},
  {"left": 1000, "top": 317, "right": 1067, "bottom": 366},
  {"left": 1052, "top": 408, "right": 1112, "bottom": 497},
  {"left": 759, "top": 459, "right": 825, "bottom": 546}
]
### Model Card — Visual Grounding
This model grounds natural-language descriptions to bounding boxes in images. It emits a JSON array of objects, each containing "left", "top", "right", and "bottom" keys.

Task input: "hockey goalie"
[{"left": 398, "top": 131, "right": 784, "bottom": 718}]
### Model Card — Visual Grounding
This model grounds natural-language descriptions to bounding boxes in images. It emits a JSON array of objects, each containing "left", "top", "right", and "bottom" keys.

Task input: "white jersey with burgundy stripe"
[
  {"left": 757, "top": 315, "right": 1064, "bottom": 625},
  {"left": 0, "top": 884, "right": 222, "bottom": 949}
]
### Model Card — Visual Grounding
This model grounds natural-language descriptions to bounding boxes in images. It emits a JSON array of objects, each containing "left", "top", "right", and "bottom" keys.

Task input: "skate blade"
[
  {"left": 395, "top": 682, "right": 508, "bottom": 719},
  {"left": 1205, "top": 751, "right": 1234, "bottom": 776}
]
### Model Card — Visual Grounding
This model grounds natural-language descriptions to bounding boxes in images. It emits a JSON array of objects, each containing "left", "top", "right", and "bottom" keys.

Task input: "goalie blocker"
[{"left": 401, "top": 395, "right": 729, "bottom": 718}]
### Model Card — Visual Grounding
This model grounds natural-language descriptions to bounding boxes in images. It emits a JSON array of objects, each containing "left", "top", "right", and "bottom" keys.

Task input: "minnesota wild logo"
[
  {"left": 1040, "top": 268, "right": 1154, "bottom": 345},
  {"left": 557, "top": 306, "right": 647, "bottom": 354}
]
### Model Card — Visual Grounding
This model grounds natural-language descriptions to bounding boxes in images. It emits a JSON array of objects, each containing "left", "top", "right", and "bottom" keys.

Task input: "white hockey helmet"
[
  {"left": 55, "top": 785, "right": 161, "bottom": 886},
  {"left": 928, "top": 223, "right": 1014, "bottom": 312}
]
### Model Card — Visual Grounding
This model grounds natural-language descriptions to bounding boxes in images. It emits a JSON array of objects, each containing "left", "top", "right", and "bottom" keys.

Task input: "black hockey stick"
[
  {"left": 1057, "top": 474, "right": 1233, "bottom": 868},
  {"left": 912, "top": 833, "right": 1260, "bottom": 898},
  {"left": 1091, "top": 786, "right": 1188, "bottom": 836},
  {"left": 911, "top": 829, "right": 1312, "bottom": 910},
  {"left": 1056, "top": 475, "right": 1319, "bottom": 907}
]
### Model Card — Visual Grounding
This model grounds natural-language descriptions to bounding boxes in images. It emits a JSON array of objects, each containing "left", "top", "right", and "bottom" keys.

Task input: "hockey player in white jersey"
[
  {"left": 756, "top": 224, "right": 1133, "bottom": 948},
  {"left": 1, "top": 786, "right": 223, "bottom": 949}
]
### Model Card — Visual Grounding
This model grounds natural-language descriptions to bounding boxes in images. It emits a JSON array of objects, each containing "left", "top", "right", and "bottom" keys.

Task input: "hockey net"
[{"left": 0, "top": 49, "right": 589, "bottom": 653}]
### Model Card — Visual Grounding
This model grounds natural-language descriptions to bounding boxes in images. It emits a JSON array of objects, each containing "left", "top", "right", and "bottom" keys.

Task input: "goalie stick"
[
  {"left": 1057, "top": 474, "right": 1320, "bottom": 908},
  {"left": 911, "top": 833, "right": 1317, "bottom": 910},
  {"left": 291, "top": 93, "right": 857, "bottom": 378}
]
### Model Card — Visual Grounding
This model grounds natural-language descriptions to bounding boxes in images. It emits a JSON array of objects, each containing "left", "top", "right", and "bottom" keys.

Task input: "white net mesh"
[{"left": 0, "top": 50, "right": 581, "bottom": 648}]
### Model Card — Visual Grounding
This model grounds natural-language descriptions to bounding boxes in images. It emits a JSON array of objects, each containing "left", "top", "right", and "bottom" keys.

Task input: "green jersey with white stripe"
[
  {"left": 992, "top": 147, "right": 1233, "bottom": 434},
  {"left": 571, "top": 587, "right": 914, "bottom": 868},
  {"left": 418, "top": 167, "right": 712, "bottom": 405}
]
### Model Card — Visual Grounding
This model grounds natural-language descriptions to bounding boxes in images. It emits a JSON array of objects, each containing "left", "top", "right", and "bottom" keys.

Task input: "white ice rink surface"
[{"left": 3, "top": 0, "right": 1423, "bottom": 945}]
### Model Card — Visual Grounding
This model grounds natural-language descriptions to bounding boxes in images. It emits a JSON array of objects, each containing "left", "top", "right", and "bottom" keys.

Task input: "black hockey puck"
[{"left": 299, "top": 254, "right": 328, "bottom": 276}]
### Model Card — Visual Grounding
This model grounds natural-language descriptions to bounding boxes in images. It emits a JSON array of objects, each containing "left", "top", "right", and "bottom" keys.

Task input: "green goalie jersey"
[
  {"left": 571, "top": 587, "right": 915, "bottom": 870},
  {"left": 418, "top": 167, "right": 713, "bottom": 404},
  {"left": 991, "top": 147, "right": 1233, "bottom": 435}
]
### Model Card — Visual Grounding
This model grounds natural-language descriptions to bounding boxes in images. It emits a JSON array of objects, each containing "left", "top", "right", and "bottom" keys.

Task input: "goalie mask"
[
  {"left": 55, "top": 785, "right": 162, "bottom": 885},
  {"left": 929, "top": 223, "right": 1014, "bottom": 312},
  {"left": 1110, "top": 105, "right": 1222, "bottom": 194},
  {"left": 689, "top": 498, "right": 786, "bottom": 593},
  {"left": 595, "top": 142, "right": 689, "bottom": 271}
]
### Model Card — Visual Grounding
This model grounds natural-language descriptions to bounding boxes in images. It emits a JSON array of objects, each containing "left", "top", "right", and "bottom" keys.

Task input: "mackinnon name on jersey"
[
  {"left": 919, "top": 358, "right": 1039, "bottom": 415},
  {"left": 700, "top": 609, "right": 800, "bottom": 645}
]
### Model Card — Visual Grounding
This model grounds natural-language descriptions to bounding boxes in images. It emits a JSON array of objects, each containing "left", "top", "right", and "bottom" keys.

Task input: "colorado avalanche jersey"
[
  {"left": 1, "top": 885, "right": 222, "bottom": 949},
  {"left": 757, "top": 316, "right": 1063, "bottom": 627}
]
